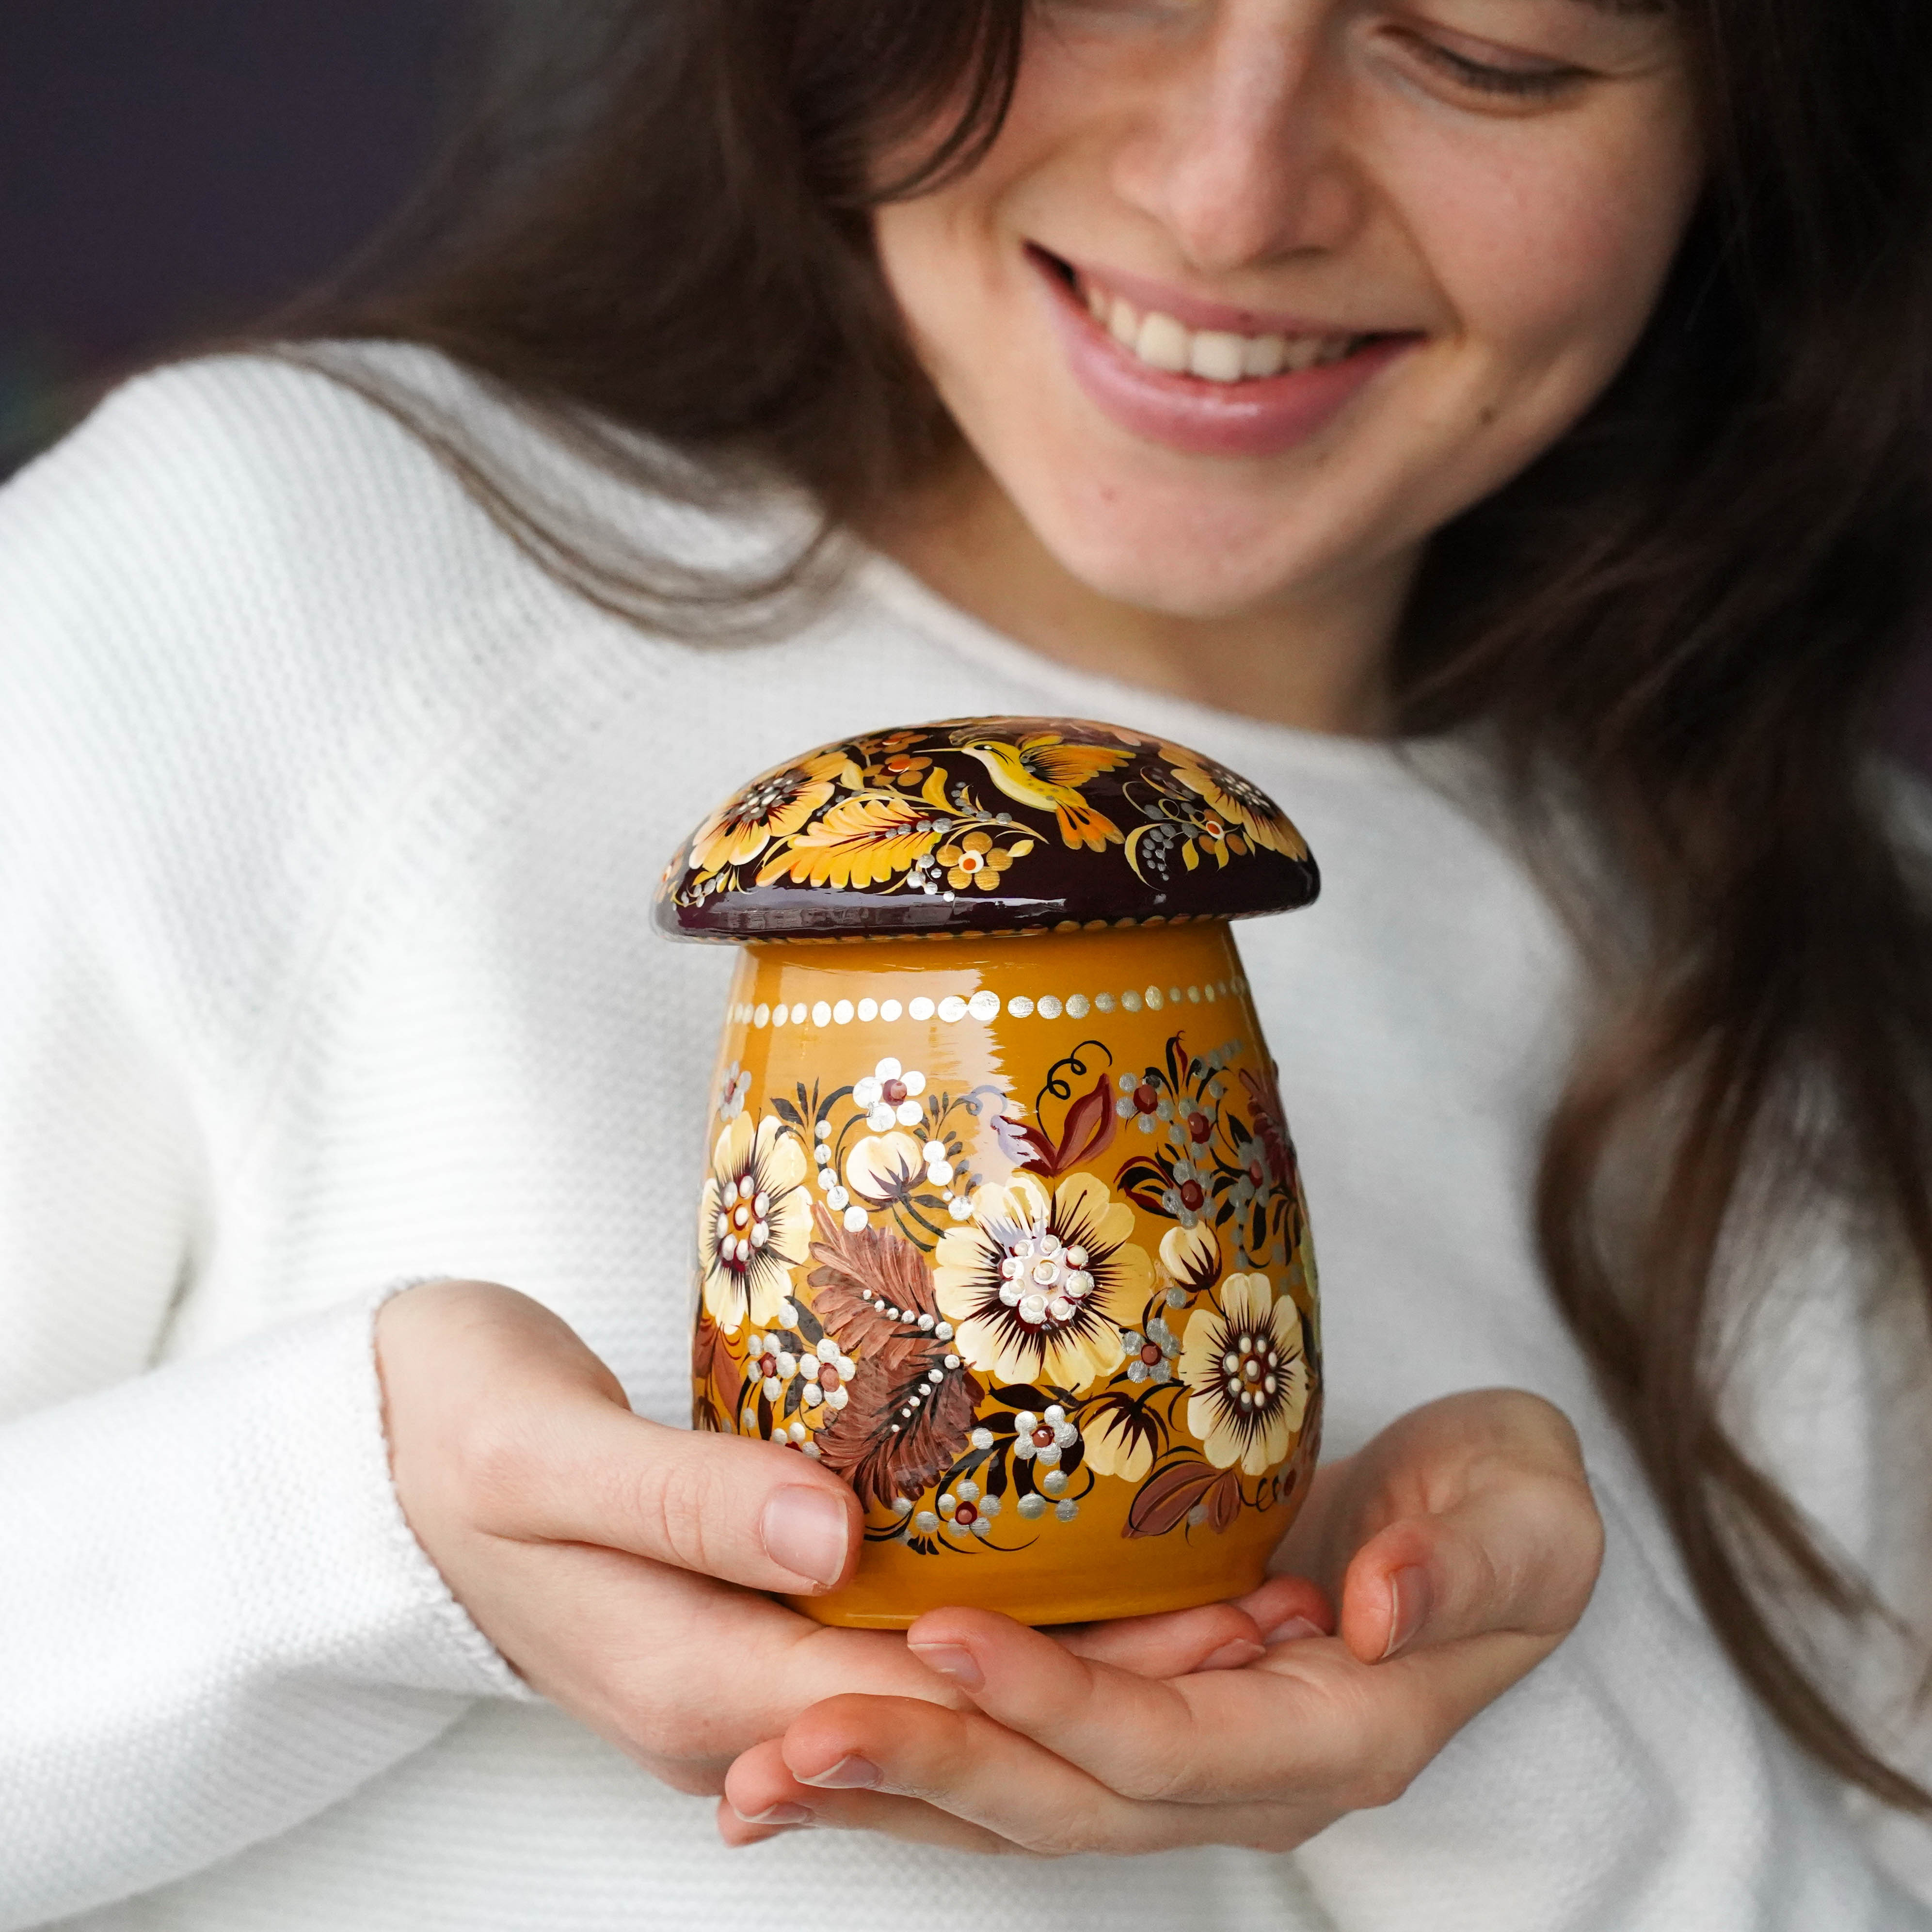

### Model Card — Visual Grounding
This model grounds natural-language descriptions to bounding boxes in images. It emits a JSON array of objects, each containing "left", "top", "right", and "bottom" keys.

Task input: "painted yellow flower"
[
  {"left": 933, "top": 1173, "right": 1149, "bottom": 1391},
  {"left": 1163, "top": 747, "right": 1309, "bottom": 861},
  {"left": 1178, "top": 1272, "right": 1309, "bottom": 1475},
  {"left": 936, "top": 830, "right": 1019, "bottom": 893},
  {"left": 698, "top": 1113, "right": 812, "bottom": 1333},
  {"left": 686, "top": 748, "right": 855, "bottom": 878}
]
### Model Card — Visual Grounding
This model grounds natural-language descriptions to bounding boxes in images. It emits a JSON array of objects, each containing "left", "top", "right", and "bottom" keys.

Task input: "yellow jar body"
[{"left": 689, "top": 923, "right": 1321, "bottom": 1628}]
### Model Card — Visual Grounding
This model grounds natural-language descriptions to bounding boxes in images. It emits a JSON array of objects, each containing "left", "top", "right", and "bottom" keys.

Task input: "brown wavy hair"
[{"left": 295, "top": 0, "right": 1932, "bottom": 1806}]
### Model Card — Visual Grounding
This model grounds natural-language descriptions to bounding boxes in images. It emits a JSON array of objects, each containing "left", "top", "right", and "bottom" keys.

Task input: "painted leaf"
[
  {"left": 1124, "top": 1455, "right": 1225, "bottom": 1539},
  {"left": 815, "top": 1354, "right": 981, "bottom": 1512},
  {"left": 1117, "top": 1155, "right": 1175, "bottom": 1218},
  {"left": 805, "top": 1205, "right": 938, "bottom": 1344},
  {"left": 691, "top": 1311, "right": 742, "bottom": 1433},
  {"left": 804, "top": 1205, "right": 983, "bottom": 1510},
  {"left": 754, "top": 792, "right": 944, "bottom": 890},
  {"left": 1015, "top": 1071, "right": 1118, "bottom": 1178},
  {"left": 1203, "top": 1467, "right": 1242, "bottom": 1532}
]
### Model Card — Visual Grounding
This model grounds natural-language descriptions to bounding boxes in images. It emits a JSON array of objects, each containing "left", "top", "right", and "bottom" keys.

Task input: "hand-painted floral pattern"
[
  {"left": 933, "top": 1173, "right": 1149, "bottom": 1391},
  {"left": 844, "top": 1132, "right": 928, "bottom": 1215},
  {"left": 938, "top": 830, "right": 1020, "bottom": 892},
  {"left": 936, "top": 1480, "right": 1001, "bottom": 1536},
  {"left": 1118, "top": 1034, "right": 1309, "bottom": 1268},
  {"left": 690, "top": 998, "right": 1316, "bottom": 1558},
  {"left": 657, "top": 718, "right": 1316, "bottom": 939},
  {"left": 685, "top": 748, "right": 858, "bottom": 880},
  {"left": 698, "top": 1113, "right": 812, "bottom": 1333},
  {"left": 854, "top": 1055, "right": 926, "bottom": 1131},
  {"left": 1161, "top": 746, "right": 1310, "bottom": 861},
  {"left": 1177, "top": 1272, "right": 1310, "bottom": 1475}
]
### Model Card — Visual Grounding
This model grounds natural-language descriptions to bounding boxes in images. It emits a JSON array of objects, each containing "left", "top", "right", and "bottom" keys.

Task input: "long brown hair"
[{"left": 293, "top": 0, "right": 1932, "bottom": 1807}]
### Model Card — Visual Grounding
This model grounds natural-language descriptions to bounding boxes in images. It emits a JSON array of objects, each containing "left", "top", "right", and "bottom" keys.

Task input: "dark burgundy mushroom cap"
[{"left": 654, "top": 716, "right": 1319, "bottom": 942}]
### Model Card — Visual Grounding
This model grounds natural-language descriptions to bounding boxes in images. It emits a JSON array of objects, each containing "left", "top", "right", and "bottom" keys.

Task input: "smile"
[
  {"left": 1027, "top": 245, "right": 1421, "bottom": 459},
  {"left": 1075, "top": 275, "right": 1366, "bottom": 384}
]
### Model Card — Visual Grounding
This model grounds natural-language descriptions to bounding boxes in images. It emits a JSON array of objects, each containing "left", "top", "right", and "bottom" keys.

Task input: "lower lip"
[{"left": 1032, "top": 252, "right": 1419, "bottom": 461}]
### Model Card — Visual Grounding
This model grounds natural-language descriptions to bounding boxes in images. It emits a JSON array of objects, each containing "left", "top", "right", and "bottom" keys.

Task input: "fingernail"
[
  {"left": 1199, "top": 1638, "right": 1266, "bottom": 1672},
  {"left": 1382, "top": 1565, "right": 1432, "bottom": 1660},
  {"left": 1262, "top": 1615, "right": 1325, "bottom": 1646},
  {"left": 803, "top": 1754, "right": 880, "bottom": 1790},
  {"left": 761, "top": 1485, "right": 850, "bottom": 1590},
  {"left": 908, "top": 1640, "right": 983, "bottom": 1689},
  {"left": 739, "top": 1801, "right": 813, "bottom": 1825}
]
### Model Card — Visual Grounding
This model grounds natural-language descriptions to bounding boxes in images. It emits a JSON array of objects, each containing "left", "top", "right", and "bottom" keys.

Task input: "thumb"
[
  {"left": 517, "top": 1410, "right": 864, "bottom": 1598},
  {"left": 382, "top": 1278, "right": 862, "bottom": 1597},
  {"left": 1337, "top": 1466, "right": 1604, "bottom": 1663}
]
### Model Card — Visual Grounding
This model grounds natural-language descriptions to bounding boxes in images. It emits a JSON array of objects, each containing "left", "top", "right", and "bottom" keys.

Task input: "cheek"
[{"left": 1395, "top": 108, "right": 1702, "bottom": 396}]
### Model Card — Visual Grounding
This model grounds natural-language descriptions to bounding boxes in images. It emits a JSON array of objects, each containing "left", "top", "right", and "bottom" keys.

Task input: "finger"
[
  {"left": 750, "top": 1697, "right": 1162, "bottom": 1855},
  {"left": 1054, "top": 1574, "right": 1330, "bottom": 1679},
  {"left": 721, "top": 1740, "right": 1017, "bottom": 1855},
  {"left": 1053, "top": 1599, "right": 1262, "bottom": 1678},
  {"left": 903, "top": 1607, "right": 1310, "bottom": 1803},
  {"left": 905, "top": 1602, "right": 1474, "bottom": 1809},
  {"left": 1338, "top": 1464, "right": 1604, "bottom": 1664},
  {"left": 747, "top": 1695, "right": 1324, "bottom": 1856},
  {"left": 465, "top": 1535, "right": 964, "bottom": 1785},
  {"left": 383, "top": 1279, "right": 864, "bottom": 1595},
  {"left": 714, "top": 1792, "right": 810, "bottom": 1849},
  {"left": 477, "top": 1397, "right": 864, "bottom": 1597}
]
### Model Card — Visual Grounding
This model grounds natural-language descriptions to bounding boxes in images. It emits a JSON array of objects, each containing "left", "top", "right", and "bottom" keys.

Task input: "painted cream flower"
[
  {"left": 933, "top": 1173, "right": 1148, "bottom": 1391},
  {"left": 1178, "top": 1273, "right": 1309, "bottom": 1475},
  {"left": 1083, "top": 1404, "right": 1157, "bottom": 1483},
  {"left": 844, "top": 1131, "right": 927, "bottom": 1211},
  {"left": 1159, "top": 1221, "right": 1222, "bottom": 1296},
  {"left": 698, "top": 1113, "right": 811, "bottom": 1333}
]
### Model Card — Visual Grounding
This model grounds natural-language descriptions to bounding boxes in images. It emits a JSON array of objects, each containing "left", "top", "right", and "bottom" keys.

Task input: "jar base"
[{"left": 784, "top": 1556, "right": 1273, "bottom": 1630}]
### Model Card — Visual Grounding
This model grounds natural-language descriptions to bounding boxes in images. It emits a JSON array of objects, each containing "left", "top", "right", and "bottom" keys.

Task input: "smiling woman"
[
  {"left": 302, "top": 0, "right": 1932, "bottom": 1855},
  {"left": 3, "top": 0, "right": 1932, "bottom": 1927},
  {"left": 864, "top": 0, "right": 1701, "bottom": 712}
]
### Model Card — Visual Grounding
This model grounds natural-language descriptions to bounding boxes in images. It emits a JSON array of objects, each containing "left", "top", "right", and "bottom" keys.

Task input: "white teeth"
[
  {"left": 1188, "top": 330, "right": 1247, "bottom": 383},
  {"left": 1080, "top": 278, "right": 1357, "bottom": 384},
  {"left": 1135, "top": 309, "right": 1191, "bottom": 373},
  {"left": 1242, "top": 334, "right": 1287, "bottom": 378}
]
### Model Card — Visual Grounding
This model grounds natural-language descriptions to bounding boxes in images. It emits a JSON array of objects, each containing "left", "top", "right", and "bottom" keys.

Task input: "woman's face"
[{"left": 872, "top": 0, "right": 1700, "bottom": 622}]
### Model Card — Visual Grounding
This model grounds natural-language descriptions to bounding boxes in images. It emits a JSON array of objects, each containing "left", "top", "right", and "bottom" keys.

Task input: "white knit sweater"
[{"left": 1, "top": 349, "right": 1926, "bottom": 1930}]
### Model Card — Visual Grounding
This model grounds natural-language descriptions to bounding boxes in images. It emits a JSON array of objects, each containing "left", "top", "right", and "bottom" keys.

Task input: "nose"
[{"left": 1110, "top": 5, "right": 1366, "bottom": 275}]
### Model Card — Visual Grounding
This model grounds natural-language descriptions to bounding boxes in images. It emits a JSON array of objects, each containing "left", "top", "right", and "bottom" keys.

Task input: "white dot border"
[{"left": 729, "top": 977, "right": 1247, "bottom": 1032}]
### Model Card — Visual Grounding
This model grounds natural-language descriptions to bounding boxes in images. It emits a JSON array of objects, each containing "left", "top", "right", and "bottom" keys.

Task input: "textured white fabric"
[{"left": 0, "top": 349, "right": 1926, "bottom": 1930}]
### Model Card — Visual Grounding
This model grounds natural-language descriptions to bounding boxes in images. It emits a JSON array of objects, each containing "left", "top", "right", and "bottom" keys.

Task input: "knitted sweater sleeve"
[{"left": 0, "top": 364, "right": 528, "bottom": 1929}]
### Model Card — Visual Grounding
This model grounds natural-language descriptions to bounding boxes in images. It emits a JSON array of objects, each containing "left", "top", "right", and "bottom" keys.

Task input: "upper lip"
[{"left": 1036, "top": 244, "right": 1389, "bottom": 341}]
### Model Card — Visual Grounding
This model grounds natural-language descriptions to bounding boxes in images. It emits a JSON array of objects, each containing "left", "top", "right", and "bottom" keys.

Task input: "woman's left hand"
[{"left": 717, "top": 1388, "right": 1604, "bottom": 1855}]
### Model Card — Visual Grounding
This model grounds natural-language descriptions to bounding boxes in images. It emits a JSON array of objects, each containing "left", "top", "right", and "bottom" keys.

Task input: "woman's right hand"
[
  {"left": 376, "top": 1280, "right": 1282, "bottom": 1800},
  {"left": 374, "top": 1278, "right": 953, "bottom": 1793}
]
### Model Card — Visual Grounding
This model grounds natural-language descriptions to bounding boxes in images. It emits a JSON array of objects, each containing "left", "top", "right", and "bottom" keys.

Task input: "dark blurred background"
[
  {"left": 5, "top": 0, "right": 1931, "bottom": 764},
  {"left": 0, "top": 0, "right": 458, "bottom": 477}
]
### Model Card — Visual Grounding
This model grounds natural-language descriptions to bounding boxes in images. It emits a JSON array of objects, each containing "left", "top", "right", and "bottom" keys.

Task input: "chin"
[{"left": 1023, "top": 482, "right": 1328, "bottom": 622}]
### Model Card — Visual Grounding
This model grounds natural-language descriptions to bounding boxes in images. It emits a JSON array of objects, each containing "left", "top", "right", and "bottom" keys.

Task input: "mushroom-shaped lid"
[{"left": 655, "top": 716, "right": 1319, "bottom": 942}]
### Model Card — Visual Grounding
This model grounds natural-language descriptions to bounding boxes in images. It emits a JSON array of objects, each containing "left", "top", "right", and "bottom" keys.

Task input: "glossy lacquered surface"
[
  {"left": 655, "top": 716, "right": 1318, "bottom": 943},
  {"left": 688, "top": 923, "right": 1322, "bottom": 1628}
]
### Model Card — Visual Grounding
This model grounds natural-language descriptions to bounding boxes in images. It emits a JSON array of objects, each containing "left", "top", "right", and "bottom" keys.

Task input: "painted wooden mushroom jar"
[{"left": 655, "top": 717, "right": 1324, "bottom": 1628}]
